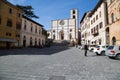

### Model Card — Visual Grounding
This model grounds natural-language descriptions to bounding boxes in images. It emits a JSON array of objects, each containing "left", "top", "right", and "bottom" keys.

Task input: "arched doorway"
[
  {"left": 69, "top": 33, "right": 72, "bottom": 40},
  {"left": 23, "top": 36, "right": 26, "bottom": 47},
  {"left": 35, "top": 38, "right": 37, "bottom": 46},
  {"left": 39, "top": 39, "right": 41, "bottom": 46},
  {"left": 53, "top": 35, "right": 55, "bottom": 40},
  {"left": 112, "top": 36, "right": 116, "bottom": 45},
  {"left": 30, "top": 37, "right": 32, "bottom": 46},
  {"left": 60, "top": 30, "right": 64, "bottom": 40}
]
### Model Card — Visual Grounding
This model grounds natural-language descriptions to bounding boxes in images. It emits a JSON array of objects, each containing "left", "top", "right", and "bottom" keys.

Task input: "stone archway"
[
  {"left": 30, "top": 37, "right": 32, "bottom": 46},
  {"left": 112, "top": 36, "right": 116, "bottom": 45},
  {"left": 35, "top": 38, "right": 37, "bottom": 46},
  {"left": 23, "top": 36, "right": 26, "bottom": 47},
  {"left": 60, "top": 30, "right": 64, "bottom": 40}
]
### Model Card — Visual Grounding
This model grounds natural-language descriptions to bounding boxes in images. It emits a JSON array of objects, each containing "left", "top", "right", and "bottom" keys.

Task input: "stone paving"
[{"left": 0, "top": 46, "right": 120, "bottom": 80}]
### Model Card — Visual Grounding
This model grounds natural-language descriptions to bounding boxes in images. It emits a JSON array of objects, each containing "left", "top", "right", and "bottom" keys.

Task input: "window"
[
  {"left": 31, "top": 24, "right": 33, "bottom": 32},
  {"left": 53, "top": 30, "right": 55, "bottom": 32},
  {"left": 39, "top": 30, "right": 41, "bottom": 34},
  {"left": 9, "top": 8, "right": 12, "bottom": 14},
  {"left": 16, "top": 23, "right": 21, "bottom": 30},
  {"left": 24, "top": 24, "right": 26, "bottom": 30},
  {"left": 110, "top": 0, "right": 112, "bottom": 4},
  {"left": 99, "top": 22, "right": 103, "bottom": 29},
  {"left": 70, "top": 29, "right": 72, "bottom": 32},
  {"left": 73, "top": 10, "right": 75, "bottom": 14},
  {"left": 35, "top": 26, "right": 37, "bottom": 33},
  {"left": 94, "top": 27, "right": 95, "bottom": 33},
  {"left": 99, "top": 11, "right": 101, "bottom": 17},
  {"left": 73, "top": 15, "right": 76, "bottom": 19},
  {"left": 96, "top": 15, "right": 98, "bottom": 20},
  {"left": 91, "top": 20, "right": 93, "bottom": 24},
  {"left": 96, "top": 25, "right": 98, "bottom": 31},
  {"left": 93, "top": 18, "right": 95, "bottom": 22},
  {"left": 18, "top": 13, "right": 21, "bottom": 17},
  {"left": 7, "top": 19, "right": 12, "bottom": 27},
  {"left": 16, "top": 34, "right": 20, "bottom": 37},
  {"left": 91, "top": 29, "right": 93, "bottom": 34},
  {"left": 111, "top": 13, "right": 114, "bottom": 23},
  {"left": 99, "top": 39, "right": 101, "bottom": 45},
  {"left": 6, "top": 32, "right": 12, "bottom": 36},
  {"left": 24, "top": 21, "right": 26, "bottom": 30},
  {"left": 31, "top": 26, "right": 33, "bottom": 32}
]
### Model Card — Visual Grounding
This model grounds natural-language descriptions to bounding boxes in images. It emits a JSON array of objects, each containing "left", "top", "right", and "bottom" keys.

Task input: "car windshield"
[
  {"left": 96, "top": 46, "right": 100, "bottom": 48},
  {"left": 107, "top": 46, "right": 114, "bottom": 50}
]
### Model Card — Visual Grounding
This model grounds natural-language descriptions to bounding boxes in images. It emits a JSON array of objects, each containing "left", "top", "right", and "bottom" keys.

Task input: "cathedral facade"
[{"left": 50, "top": 9, "right": 79, "bottom": 43}]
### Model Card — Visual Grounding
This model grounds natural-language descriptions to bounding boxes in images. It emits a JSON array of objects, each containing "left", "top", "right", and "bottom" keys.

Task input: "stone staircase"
[{"left": 52, "top": 40, "right": 70, "bottom": 46}]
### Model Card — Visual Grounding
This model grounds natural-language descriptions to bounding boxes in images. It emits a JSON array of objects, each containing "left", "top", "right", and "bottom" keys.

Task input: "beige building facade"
[
  {"left": 20, "top": 16, "right": 45, "bottom": 47},
  {"left": 89, "top": 0, "right": 108, "bottom": 45},
  {"left": 107, "top": 0, "right": 120, "bottom": 45},
  {"left": 80, "top": 11, "right": 91, "bottom": 45}
]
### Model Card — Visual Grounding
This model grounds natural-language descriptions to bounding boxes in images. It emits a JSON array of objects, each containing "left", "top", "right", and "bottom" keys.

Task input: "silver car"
[{"left": 105, "top": 45, "right": 120, "bottom": 60}]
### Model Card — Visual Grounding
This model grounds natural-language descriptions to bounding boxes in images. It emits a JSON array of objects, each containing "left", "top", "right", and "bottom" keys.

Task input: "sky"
[{"left": 7, "top": 0, "right": 99, "bottom": 30}]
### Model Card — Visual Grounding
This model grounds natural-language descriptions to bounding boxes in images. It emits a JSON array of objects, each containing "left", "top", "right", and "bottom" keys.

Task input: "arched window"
[
  {"left": 112, "top": 36, "right": 116, "bottom": 45},
  {"left": 111, "top": 13, "right": 114, "bottom": 23}
]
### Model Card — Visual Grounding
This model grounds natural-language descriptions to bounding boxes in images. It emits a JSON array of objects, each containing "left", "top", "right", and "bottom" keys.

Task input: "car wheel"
[
  {"left": 96, "top": 52, "right": 99, "bottom": 55},
  {"left": 101, "top": 51, "right": 105, "bottom": 55},
  {"left": 108, "top": 56, "right": 115, "bottom": 59},
  {"left": 116, "top": 54, "right": 120, "bottom": 60}
]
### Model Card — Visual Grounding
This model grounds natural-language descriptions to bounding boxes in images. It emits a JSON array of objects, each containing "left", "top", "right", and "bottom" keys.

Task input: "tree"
[
  {"left": 42, "top": 28, "right": 47, "bottom": 37},
  {"left": 16, "top": 5, "right": 39, "bottom": 19}
]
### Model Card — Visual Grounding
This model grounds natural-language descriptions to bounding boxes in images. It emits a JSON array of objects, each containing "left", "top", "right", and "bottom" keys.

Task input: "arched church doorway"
[
  {"left": 60, "top": 30, "right": 64, "bottom": 40},
  {"left": 69, "top": 33, "right": 72, "bottom": 40}
]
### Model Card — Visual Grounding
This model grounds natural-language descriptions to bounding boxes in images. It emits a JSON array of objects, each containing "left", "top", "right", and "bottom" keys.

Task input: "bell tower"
[
  {"left": 70, "top": 9, "right": 78, "bottom": 20},
  {"left": 70, "top": 9, "right": 79, "bottom": 43}
]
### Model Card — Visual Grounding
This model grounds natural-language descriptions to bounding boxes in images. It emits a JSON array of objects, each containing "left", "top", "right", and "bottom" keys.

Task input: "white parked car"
[
  {"left": 105, "top": 45, "right": 120, "bottom": 60},
  {"left": 88, "top": 45, "right": 97, "bottom": 51},
  {"left": 93, "top": 45, "right": 108, "bottom": 55}
]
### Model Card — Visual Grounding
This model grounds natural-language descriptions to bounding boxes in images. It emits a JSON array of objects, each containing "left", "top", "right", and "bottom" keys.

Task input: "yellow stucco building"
[
  {"left": 107, "top": 0, "right": 120, "bottom": 45},
  {"left": 0, "top": 0, "right": 22, "bottom": 49}
]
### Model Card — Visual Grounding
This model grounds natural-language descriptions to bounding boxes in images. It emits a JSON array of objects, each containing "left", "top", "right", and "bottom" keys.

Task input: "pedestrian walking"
[{"left": 84, "top": 44, "right": 88, "bottom": 56}]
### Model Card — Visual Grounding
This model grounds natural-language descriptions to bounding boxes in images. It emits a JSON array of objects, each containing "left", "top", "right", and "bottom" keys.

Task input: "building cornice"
[{"left": 23, "top": 15, "right": 44, "bottom": 27}]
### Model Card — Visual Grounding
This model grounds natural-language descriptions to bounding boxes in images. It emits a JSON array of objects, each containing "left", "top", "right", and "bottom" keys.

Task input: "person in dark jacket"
[{"left": 84, "top": 44, "right": 88, "bottom": 56}]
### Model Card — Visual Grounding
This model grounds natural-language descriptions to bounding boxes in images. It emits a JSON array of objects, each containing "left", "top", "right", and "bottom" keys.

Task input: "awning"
[{"left": 0, "top": 38, "right": 17, "bottom": 42}]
